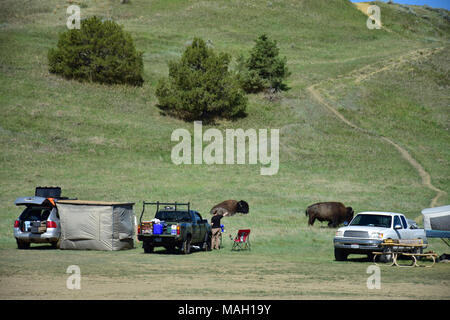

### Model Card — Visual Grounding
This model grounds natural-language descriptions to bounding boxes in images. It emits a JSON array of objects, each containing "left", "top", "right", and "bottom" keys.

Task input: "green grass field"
[{"left": 0, "top": 0, "right": 449, "bottom": 299}]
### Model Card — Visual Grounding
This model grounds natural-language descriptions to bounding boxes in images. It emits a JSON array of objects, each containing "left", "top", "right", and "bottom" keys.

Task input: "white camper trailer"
[{"left": 421, "top": 205, "right": 450, "bottom": 247}]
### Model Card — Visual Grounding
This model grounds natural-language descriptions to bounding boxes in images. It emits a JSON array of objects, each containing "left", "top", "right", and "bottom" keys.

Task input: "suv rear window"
[
  {"left": 20, "top": 207, "right": 52, "bottom": 221},
  {"left": 193, "top": 212, "right": 203, "bottom": 223}
]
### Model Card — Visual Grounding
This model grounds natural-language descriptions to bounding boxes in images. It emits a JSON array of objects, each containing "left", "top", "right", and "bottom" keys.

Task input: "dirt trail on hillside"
[
  {"left": 306, "top": 47, "right": 446, "bottom": 208},
  {"left": 351, "top": 48, "right": 441, "bottom": 84}
]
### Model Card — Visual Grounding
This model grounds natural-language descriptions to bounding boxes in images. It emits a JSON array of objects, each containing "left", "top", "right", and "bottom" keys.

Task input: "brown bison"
[
  {"left": 305, "top": 202, "right": 354, "bottom": 228},
  {"left": 210, "top": 200, "right": 249, "bottom": 216}
]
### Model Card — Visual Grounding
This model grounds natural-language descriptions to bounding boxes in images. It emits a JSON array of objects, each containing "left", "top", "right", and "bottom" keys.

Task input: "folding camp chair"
[{"left": 231, "top": 229, "right": 251, "bottom": 251}]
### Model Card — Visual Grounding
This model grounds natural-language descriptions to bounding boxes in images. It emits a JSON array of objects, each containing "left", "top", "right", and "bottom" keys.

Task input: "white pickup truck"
[{"left": 333, "top": 211, "right": 427, "bottom": 261}]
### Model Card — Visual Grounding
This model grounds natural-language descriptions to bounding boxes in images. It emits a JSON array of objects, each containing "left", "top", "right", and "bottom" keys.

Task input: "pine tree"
[
  {"left": 48, "top": 16, "right": 144, "bottom": 86},
  {"left": 239, "top": 34, "right": 290, "bottom": 92}
]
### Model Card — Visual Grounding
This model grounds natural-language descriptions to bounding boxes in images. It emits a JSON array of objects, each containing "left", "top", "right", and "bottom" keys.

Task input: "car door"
[
  {"left": 191, "top": 212, "right": 201, "bottom": 243},
  {"left": 399, "top": 215, "right": 413, "bottom": 239},
  {"left": 196, "top": 213, "right": 206, "bottom": 241}
]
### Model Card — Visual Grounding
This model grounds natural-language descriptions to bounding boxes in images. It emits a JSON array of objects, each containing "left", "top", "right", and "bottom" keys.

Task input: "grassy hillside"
[{"left": 0, "top": 0, "right": 449, "bottom": 299}]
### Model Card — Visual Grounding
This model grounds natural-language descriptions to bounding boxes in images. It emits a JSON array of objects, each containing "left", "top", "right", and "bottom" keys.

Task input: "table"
[{"left": 372, "top": 241, "right": 437, "bottom": 268}]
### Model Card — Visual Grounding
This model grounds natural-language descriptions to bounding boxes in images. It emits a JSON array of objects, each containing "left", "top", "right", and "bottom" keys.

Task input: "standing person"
[{"left": 211, "top": 211, "right": 228, "bottom": 250}]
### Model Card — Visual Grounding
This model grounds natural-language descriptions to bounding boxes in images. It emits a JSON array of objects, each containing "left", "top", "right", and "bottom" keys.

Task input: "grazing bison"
[
  {"left": 210, "top": 200, "right": 249, "bottom": 216},
  {"left": 305, "top": 202, "right": 354, "bottom": 228}
]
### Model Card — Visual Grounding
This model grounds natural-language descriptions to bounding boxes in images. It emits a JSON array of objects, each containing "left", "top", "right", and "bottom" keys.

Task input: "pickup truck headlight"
[
  {"left": 335, "top": 230, "right": 343, "bottom": 237},
  {"left": 369, "top": 232, "right": 383, "bottom": 239}
]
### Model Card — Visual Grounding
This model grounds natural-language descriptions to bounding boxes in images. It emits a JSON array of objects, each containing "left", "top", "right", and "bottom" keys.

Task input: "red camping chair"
[{"left": 231, "top": 229, "right": 251, "bottom": 251}]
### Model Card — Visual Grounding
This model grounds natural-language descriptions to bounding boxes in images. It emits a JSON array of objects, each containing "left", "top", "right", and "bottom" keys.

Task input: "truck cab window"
[
  {"left": 193, "top": 212, "right": 202, "bottom": 223},
  {"left": 393, "top": 216, "right": 402, "bottom": 229},
  {"left": 400, "top": 215, "right": 407, "bottom": 229}
]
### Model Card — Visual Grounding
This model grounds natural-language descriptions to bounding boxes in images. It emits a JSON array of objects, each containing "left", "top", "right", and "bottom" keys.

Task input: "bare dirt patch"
[{"left": 1, "top": 259, "right": 448, "bottom": 300}]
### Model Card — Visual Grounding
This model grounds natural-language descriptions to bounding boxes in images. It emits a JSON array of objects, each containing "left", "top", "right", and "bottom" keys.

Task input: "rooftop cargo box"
[
  {"left": 56, "top": 200, "right": 135, "bottom": 251},
  {"left": 35, "top": 186, "right": 62, "bottom": 199}
]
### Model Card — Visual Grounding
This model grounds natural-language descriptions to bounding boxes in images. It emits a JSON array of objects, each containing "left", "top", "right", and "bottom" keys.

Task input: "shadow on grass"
[
  {"left": 139, "top": 245, "right": 209, "bottom": 255},
  {"left": 24, "top": 244, "right": 56, "bottom": 250},
  {"left": 346, "top": 255, "right": 372, "bottom": 263},
  {"left": 157, "top": 109, "right": 248, "bottom": 126},
  {"left": 346, "top": 254, "right": 422, "bottom": 264}
]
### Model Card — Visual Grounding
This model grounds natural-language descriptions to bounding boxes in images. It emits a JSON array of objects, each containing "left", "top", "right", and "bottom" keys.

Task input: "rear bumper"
[
  {"left": 138, "top": 234, "right": 181, "bottom": 246},
  {"left": 334, "top": 237, "right": 383, "bottom": 252},
  {"left": 14, "top": 228, "right": 59, "bottom": 243}
]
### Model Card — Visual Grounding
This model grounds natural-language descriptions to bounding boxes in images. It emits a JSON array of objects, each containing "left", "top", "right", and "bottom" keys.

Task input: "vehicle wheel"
[
  {"left": 143, "top": 242, "right": 154, "bottom": 253},
  {"left": 16, "top": 239, "right": 30, "bottom": 249},
  {"left": 50, "top": 240, "right": 60, "bottom": 249},
  {"left": 182, "top": 236, "right": 191, "bottom": 254},
  {"left": 380, "top": 247, "right": 393, "bottom": 263},
  {"left": 334, "top": 248, "right": 348, "bottom": 261},
  {"left": 366, "top": 253, "right": 375, "bottom": 262}
]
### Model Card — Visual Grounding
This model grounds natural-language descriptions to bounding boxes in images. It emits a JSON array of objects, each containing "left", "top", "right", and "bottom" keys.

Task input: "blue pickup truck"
[{"left": 137, "top": 202, "right": 212, "bottom": 254}]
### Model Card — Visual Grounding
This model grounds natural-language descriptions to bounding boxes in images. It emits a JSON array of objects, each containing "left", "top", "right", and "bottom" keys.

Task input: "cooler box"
[{"left": 153, "top": 223, "right": 163, "bottom": 235}]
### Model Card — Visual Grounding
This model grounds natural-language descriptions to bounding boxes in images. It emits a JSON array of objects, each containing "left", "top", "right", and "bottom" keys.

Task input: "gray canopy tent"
[{"left": 56, "top": 200, "right": 135, "bottom": 251}]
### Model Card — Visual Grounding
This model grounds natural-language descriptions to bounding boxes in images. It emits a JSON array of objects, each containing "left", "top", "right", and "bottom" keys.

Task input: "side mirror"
[
  {"left": 343, "top": 221, "right": 349, "bottom": 226},
  {"left": 394, "top": 224, "right": 402, "bottom": 230}
]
